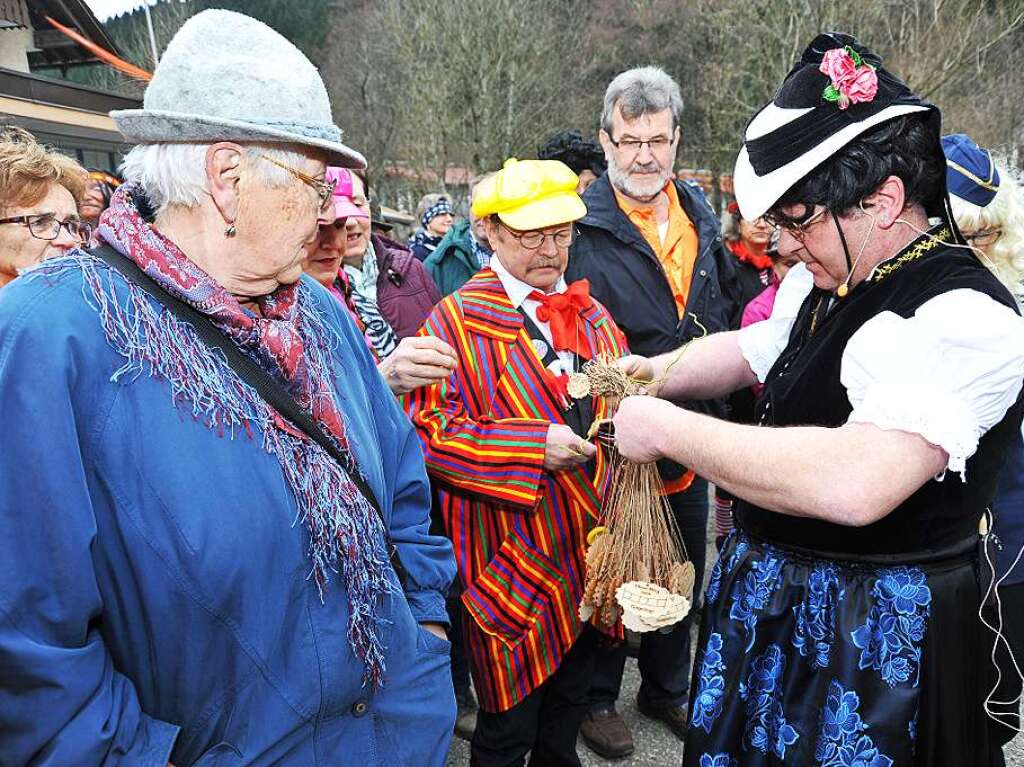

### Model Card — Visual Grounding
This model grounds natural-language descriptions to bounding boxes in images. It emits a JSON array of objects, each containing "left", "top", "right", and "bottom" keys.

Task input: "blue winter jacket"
[{"left": 0, "top": 258, "right": 456, "bottom": 766}]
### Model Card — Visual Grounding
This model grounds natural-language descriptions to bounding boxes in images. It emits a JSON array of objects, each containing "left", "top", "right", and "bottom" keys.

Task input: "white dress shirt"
[{"left": 490, "top": 254, "right": 576, "bottom": 377}]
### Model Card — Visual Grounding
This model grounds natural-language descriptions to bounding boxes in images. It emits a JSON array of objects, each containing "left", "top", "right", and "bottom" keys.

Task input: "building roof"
[
  {"left": 0, "top": 65, "right": 139, "bottom": 146},
  {"left": 5, "top": 0, "right": 123, "bottom": 70}
]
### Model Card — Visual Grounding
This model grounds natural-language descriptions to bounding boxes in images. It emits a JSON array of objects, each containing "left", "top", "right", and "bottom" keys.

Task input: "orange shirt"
[{"left": 614, "top": 181, "right": 699, "bottom": 317}]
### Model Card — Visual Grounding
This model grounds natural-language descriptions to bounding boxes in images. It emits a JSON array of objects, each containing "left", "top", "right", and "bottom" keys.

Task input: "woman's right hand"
[{"left": 379, "top": 336, "right": 458, "bottom": 395}]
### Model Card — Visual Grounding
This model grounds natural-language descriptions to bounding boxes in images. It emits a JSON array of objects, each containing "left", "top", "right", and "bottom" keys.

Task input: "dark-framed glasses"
[
  {"left": 257, "top": 154, "right": 336, "bottom": 214},
  {"left": 764, "top": 205, "right": 829, "bottom": 243},
  {"left": 502, "top": 223, "right": 575, "bottom": 250},
  {"left": 0, "top": 213, "right": 90, "bottom": 243},
  {"left": 608, "top": 135, "right": 674, "bottom": 156}
]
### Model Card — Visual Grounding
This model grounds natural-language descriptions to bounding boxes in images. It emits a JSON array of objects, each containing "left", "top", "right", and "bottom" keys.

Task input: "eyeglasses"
[
  {"left": 501, "top": 223, "right": 575, "bottom": 250},
  {"left": 608, "top": 134, "right": 674, "bottom": 156},
  {"left": 764, "top": 206, "right": 829, "bottom": 243},
  {"left": 257, "top": 155, "right": 336, "bottom": 214},
  {"left": 964, "top": 227, "right": 1002, "bottom": 247},
  {"left": 0, "top": 213, "right": 90, "bottom": 243}
]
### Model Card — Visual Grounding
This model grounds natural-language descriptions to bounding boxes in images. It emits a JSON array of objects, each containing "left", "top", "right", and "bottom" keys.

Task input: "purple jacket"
[{"left": 374, "top": 234, "right": 441, "bottom": 339}]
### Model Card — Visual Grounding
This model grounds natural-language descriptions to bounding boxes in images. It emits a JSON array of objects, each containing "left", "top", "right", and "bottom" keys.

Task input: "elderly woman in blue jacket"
[{"left": 0, "top": 11, "right": 455, "bottom": 767}]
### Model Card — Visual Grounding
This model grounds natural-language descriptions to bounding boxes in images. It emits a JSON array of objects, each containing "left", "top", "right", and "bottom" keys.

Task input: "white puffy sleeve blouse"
[{"left": 736, "top": 262, "right": 1024, "bottom": 477}]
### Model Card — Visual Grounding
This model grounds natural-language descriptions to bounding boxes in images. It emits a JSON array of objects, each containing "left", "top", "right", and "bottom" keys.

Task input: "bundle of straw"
[{"left": 579, "top": 355, "right": 695, "bottom": 632}]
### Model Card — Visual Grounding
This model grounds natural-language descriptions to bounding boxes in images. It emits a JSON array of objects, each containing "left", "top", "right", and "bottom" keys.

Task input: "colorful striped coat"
[{"left": 404, "top": 269, "right": 628, "bottom": 713}]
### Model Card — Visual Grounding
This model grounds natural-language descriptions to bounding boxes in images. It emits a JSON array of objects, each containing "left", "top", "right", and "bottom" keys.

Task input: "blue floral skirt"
[{"left": 683, "top": 530, "right": 1008, "bottom": 767}]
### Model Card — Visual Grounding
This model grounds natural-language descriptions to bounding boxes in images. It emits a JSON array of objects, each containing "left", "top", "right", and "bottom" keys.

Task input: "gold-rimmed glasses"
[
  {"left": 764, "top": 205, "right": 829, "bottom": 243},
  {"left": 257, "top": 154, "right": 336, "bottom": 214}
]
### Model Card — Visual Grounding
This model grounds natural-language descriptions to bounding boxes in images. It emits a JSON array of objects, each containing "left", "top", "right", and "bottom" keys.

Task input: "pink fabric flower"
[
  {"left": 819, "top": 46, "right": 878, "bottom": 110},
  {"left": 819, "top": 48, "right": 857, "bottom": 89},
  {"left": 845, "top": 66, "right": 879, "bottom": 105}
]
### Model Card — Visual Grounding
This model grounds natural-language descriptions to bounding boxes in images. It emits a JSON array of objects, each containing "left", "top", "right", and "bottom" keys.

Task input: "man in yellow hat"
[{"left": 405, "top": 159, "right": 629, "bottom": 766}]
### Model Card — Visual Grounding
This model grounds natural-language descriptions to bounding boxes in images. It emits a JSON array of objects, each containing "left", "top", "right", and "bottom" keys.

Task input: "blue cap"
[{"left": 943, "top": 133, "right": 1000, "bottom": 208}]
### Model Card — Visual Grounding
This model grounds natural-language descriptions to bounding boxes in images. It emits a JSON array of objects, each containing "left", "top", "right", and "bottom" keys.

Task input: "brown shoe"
[
  {"left": 636, "top": 693, "right": 688, "bottom": 741},
  {"left": 579, "top": 708, "right": 635, "bottom": 759}
]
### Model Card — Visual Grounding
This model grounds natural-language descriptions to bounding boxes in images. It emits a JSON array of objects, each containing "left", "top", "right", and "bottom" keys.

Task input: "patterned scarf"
[
  {"left": 83, "top": 185, "right": 396, "bottom": 686},
  {"left": 343, "top": 241, "right": 398, "bottom": 360},
  {"left": 470, "top": 230, "right": 492, "bottom": 270},
  {"left": 408, "top": 228, "right": 443, "bottom": 256}
]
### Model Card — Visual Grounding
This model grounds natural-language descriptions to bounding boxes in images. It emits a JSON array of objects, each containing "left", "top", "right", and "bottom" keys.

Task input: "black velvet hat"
[{"left": 734, "top": 32, "right": 936, "bottom": 219}]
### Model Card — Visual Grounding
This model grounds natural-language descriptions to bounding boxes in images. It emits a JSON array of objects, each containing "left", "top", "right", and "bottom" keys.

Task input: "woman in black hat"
[{"left": 611, "top": 32, "right": 1024, "bottom": 766}]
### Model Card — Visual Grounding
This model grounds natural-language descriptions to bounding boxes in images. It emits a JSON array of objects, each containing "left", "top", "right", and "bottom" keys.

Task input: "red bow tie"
[{"left": 528, "top": 279, "right": 592, "bottom": 358}]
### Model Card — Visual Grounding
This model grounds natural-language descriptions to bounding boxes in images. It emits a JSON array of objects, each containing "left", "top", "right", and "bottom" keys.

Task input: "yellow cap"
[{"left": 471, "top": 158, "right": 587, "bottom": 231}]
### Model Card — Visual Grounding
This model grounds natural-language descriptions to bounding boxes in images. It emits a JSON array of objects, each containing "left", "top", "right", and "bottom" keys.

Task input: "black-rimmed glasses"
[
  {"left": 257, "top": 155, "right": 336, "bottom": 214},
  {"left": 501, "top": 223, "right": 575, "bottom": 250},
  {"left": 0, "top": 213, "right": 90, "bottom": 243},
  {"left": 607, "top": 135, "right": 674, "bottom": 156}
]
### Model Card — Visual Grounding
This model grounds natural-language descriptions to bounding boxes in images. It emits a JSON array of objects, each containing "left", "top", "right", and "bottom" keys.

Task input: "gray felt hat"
[{"left": 110, "top": 9, "right": 365, "bottom": 169}]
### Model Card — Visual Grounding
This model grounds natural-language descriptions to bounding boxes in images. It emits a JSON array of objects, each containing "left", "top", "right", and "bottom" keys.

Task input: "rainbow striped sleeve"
[{"left": 404, "top": 297, "right": 549, "bottom": 510}]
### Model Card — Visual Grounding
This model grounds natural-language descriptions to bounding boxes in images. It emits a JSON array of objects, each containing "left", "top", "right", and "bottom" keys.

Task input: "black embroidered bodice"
[{"left": 735, "top": 228, "right": 1024, "bottom": 554}]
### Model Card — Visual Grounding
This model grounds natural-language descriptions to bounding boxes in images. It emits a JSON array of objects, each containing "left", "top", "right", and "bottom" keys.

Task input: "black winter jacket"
[{"left": 567, "top": 174, "right": 740, "bottom": 419}]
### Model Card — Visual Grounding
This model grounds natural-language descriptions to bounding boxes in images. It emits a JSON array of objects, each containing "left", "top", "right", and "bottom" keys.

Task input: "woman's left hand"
[
  {"left": 420, "top": 622, "right": 448, "bottom": 641},
  {"left": 612, "top": 395, "right": 678, "bottom": 463},
  {"left": 380, "top": 336, "right": 458, "bottom": 395}
]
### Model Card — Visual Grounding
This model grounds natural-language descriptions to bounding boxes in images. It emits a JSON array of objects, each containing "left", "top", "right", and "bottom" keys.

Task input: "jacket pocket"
[
  {"left": 416, "top": 623, "right": 453, "bottom": 655},
  {"left": 461, "top": 529, "right": 568, "bottom": 648},
  {"left": 192, "top": 742, "right": 243, "bottom": 766}
]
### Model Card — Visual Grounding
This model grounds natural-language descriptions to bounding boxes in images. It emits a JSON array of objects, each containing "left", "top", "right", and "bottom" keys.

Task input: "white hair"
[
  {"left": 950, "top": 158, "right": 1024, "bottom": 299},
  {"left": 601, "top": 66, "right": 684, "bottom": 134},
  {"left": 119, "top": 142, "right": 310, "bottom": 216}
]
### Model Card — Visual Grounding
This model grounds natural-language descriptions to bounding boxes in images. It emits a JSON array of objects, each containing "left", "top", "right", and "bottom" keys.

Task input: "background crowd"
[{"left": 3, "top": 5, "right": 1024, "bottom": 767}]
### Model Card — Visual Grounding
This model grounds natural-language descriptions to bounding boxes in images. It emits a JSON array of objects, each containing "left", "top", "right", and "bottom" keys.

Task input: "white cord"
[
  {"left": 845, "top": 207, "right": 877, "bottom": 286},
  {"left": 894, "top": 216, "right": 1001, "bottom": 275},
  {"left": 978, "top": 508, "right": 1024, "bottom": 731}
]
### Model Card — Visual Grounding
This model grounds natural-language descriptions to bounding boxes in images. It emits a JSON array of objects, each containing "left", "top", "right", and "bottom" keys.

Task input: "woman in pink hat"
[{"left": 304, "top": 166, "right": 457, "bottom": 395}]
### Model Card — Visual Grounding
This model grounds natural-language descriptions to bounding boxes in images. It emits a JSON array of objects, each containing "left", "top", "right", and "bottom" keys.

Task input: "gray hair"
[
  {"left": 120, "top": 143, "right": 309, "bottom": 216},
  {"left": 600, "top": 66, "right": 683, "bottom": 135}
]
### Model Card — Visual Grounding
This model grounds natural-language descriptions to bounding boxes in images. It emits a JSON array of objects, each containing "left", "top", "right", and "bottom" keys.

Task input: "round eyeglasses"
[{"left": 501, "top": 224, "right": 575, "bottom": 250}]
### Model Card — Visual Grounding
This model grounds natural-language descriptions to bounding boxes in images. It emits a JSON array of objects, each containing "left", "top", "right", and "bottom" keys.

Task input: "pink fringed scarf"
[{"left": 88, "top": 185, "right": 394, "bottom": 686}]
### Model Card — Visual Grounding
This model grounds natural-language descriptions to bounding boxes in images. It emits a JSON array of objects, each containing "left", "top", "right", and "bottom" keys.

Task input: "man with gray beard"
[{"left": 566, "top": 66, "right": 739, "bottom": 760}]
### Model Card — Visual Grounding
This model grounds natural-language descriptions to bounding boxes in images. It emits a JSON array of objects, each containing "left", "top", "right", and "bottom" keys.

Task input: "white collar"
[{"left": 490, "top": 253, "right": 567, "bottom": 309}]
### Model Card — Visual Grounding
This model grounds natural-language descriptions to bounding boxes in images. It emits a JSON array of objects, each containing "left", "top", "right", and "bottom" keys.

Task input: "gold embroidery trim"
[
  {"left": 870, "top": 227, "right": 951, "bottom": 283},
  {"left": 809, "top": 295, "right": 826, "bottom": 335}
]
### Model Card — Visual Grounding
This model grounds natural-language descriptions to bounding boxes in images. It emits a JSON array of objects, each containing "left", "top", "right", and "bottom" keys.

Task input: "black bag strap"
[{"left": 90, "top": 245, "right": 408, "bottom": 587}]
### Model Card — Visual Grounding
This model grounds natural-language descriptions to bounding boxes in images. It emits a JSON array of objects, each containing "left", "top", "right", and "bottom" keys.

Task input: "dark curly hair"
[
  {"left": 537, "top": 130, "right": 607, "bottom": 177},
  {"left": 769, "top": 113, "right": 945, "bottom": 225}
]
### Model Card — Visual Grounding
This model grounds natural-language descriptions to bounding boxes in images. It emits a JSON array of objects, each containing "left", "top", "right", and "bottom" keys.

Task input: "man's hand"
[
  {"left": 420, "top": 622, "right": 448, "bottom": 641},
  {"left": 380, "top": 336, "right": 458, "bottom": 395},
  {"left": 616, "top": 354, "right": 654, "bottom": 381},
  {"left": 544, "top": 424, "right": 597, "bottom": 472},
  {"left": 611, "top": 395, "right": 678, "bottom": 463},
  {"left": 616, "top": 354, "right": 662, "bottom": 396}
]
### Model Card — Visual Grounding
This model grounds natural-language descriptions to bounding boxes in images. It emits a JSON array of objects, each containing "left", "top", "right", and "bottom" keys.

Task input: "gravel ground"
[
  {"left": 445, "top": 656, "right": 684, "bottom": 766},
  {"left": 445, "top": 497, "right": 1024, "bottom": 766},
  {"left": 1008, "top": 726, "right": 1024, "bottom": 766}
]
